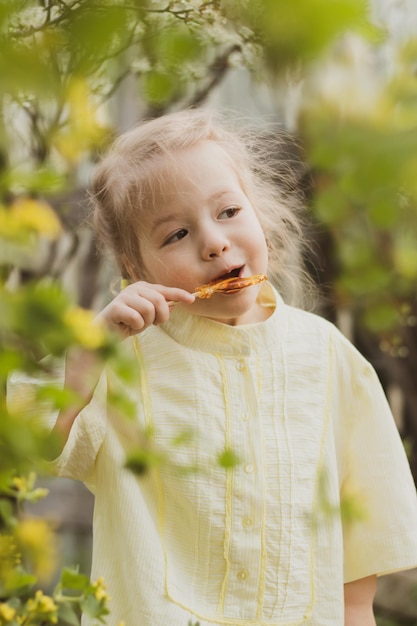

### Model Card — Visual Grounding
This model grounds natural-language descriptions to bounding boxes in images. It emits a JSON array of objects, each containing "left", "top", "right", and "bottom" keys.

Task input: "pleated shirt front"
[{"left": 30, "top": 284, "right": 417, "bottom": 625}]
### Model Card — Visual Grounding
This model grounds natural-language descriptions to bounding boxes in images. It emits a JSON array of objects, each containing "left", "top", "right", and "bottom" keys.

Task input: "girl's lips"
[{"left": 211, "top": 266, "right": 243, "bottom": 283}]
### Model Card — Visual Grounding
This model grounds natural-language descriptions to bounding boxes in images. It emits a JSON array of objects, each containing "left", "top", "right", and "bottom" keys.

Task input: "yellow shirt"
[{"left": 11, "top": 284, "right": 417, "bottom": 625}]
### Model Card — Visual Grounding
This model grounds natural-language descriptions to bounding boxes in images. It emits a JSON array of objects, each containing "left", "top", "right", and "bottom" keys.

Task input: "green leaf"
[
  {"left": 67, "top": 2, "right": 134, "bottom": 71},
  {"left": 394, "top": 234, "right": 417, "bottom": 279},
  {"left": 57, "top": 602, "right": 81, "bottom": 626},
  {"left": 313, "top": 186, "right": 350, "bottom": 225},
  {"left": 36, "top": 385, "right": 79, "bottom": 412},
  {"left": 217, "top": 448, "right": 240, "bottom": 469},
  {"left": 81, "top": 593, "right": 109, "bottom": 620},
  {"left": 3, "top": 565, "right": 37, "bottom": 596},
  {"left": 59, "top": 567, "right": 90, "bottom": 593},
  {"left": 0, "top": 349, "right": 25, "bottom": 380},
  {"left": 362, "top": 302, "right": 400, "bottom": 333},
  {"left": 158, "top": 26, "right": 203, "bottom": 67},
  {"left": 337, "top": 264, "right": 390, "bottom": 298},
  {"left": 125, "top": 448, "right": 167, "bottom": 476},
  {"left": 367, "top": 197, "right": 399, "bottom": 229},
  {"left": 0, "top": 497, "right": 15, "bottom": 526},
  {"left": 142, "top": 72, "right": 179, "bottom": 106},
  {"left": 171, "top": 428, "right": 195, "bottom": 447},
  {"left": 223, "top": 0, "right": 374, "bottom": 73}
]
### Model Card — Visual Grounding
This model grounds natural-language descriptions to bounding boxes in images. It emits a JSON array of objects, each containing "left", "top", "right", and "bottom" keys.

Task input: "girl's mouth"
[{"left": 213, "top": 266, "right": 242, "bottom": 283}]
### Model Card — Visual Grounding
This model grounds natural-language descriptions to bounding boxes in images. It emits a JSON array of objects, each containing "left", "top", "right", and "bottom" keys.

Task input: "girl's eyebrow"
[
  {"left": 211, "top": 189, "right": 239, "bottom": 201},
  {"left": 150, "top": 212, "right": 182, "bottom": 234},
  {"left": 150, "top": 190, "right": 241, "bottom": 233}
]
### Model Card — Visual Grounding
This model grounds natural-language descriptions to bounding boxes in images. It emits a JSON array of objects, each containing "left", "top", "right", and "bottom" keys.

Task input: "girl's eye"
[
  {"left": 163, "top": 228, "right": 188, "bottom": 246},
  {"left": 219, "top": 206, "right": 240, "bottom": 220}
]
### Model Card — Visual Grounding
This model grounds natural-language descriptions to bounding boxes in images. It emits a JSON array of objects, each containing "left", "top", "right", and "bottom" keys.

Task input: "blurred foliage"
[
  {"left": 301, "top": 36, "right": 417, "bottom": 343},
  {"left": 0, "top": 472, "right": 110, "bottom": 625},
  {"left": 222, "top": 0, "right": 375, "bottom": 74},
  {"left": 1, "top": 0, "right": 417, "bottom": 624}
]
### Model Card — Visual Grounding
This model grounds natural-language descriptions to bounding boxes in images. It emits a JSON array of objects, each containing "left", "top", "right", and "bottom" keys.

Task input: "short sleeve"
[
  {"left": 330, "top": 329, "right": 417, "bottom": 583},
  {"left": 54, "top": 369, "right": 107, "bottom": 484},
  {"left": 7, "top": 359, "right": 65, "bottom": 431}
]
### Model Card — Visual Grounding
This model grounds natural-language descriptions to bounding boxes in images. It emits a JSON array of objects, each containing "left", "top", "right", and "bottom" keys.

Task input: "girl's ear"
[{"left": 121, "top": 254, "right": 138, "bottom": 282}]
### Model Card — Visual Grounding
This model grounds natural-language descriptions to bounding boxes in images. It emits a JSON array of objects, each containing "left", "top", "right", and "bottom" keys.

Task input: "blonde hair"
[{"left": 90, "top": 108, "right": 313, "bottom": 306}]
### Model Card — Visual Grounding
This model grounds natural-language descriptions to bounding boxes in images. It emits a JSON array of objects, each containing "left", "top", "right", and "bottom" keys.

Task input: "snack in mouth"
[{"left": 194, "top": 274, "right": 268, "bottom": 299}]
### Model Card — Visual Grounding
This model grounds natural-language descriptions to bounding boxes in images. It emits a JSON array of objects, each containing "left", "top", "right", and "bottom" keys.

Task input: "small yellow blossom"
[
  {"left": 54, "top": 77, "right": 106, "bottom": 162},
  {"left": 11, "top": 198, "right": 62, "bottom": 239},
  {"left": 0, "top": 602, "right": 16, "bottom": 622},
  {"left": 92, "top": 576, "right": 109, "bottom": 602},
  {"left": 11, "top": 473, "right": 49, "bottom": 503},
  {"left": 95, "top": 587, "right": 108, "bottom": 601},
  {"left": 11, "top": 476, "right": 25, "bottom": 491},
  {"left": 26, "top": 590, "right": 58, "bottom": 623},
  {"left": 14, "top": 519, "right": 57, "bottom": 582},
  {"left": 64, "top": 306, "right": 106, "bottom": 350}
]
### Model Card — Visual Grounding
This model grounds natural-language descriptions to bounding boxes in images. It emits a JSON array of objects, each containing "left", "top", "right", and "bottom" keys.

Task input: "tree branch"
[{"left": 187, "top": 43, "right": 241, "bottom": 108}]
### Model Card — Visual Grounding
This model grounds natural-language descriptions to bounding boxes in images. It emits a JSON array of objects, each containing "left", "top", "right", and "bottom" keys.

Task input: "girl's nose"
[{"left": 201, "top": 228, "right": 230, "bottom": 260}]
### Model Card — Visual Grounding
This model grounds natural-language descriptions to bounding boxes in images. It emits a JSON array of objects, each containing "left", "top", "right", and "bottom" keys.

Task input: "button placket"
[{"left": 222, "top": 354, "right": 262, "bottom": 617}]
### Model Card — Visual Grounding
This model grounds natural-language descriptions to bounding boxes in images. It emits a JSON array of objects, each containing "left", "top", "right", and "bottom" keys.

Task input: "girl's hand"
[{"left": 96, "top": 281, "right": 195, "bottom": 338}]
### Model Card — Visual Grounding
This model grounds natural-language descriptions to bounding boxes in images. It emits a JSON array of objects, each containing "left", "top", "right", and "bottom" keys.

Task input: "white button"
[
  {"left": 236, "top": 360, "right": 245, "bottom": 371},
  {"left": 242, "top": 516, "right": 253, "bottom": 528},
  {"left": 237, "top": 569, "right": 249, "bottom": 581},
  {"left": 241, "top": 413, "right": 249, "bottom": 421},
  {"left": 244, "top": 464, "right": 254, "bottom": 474}
]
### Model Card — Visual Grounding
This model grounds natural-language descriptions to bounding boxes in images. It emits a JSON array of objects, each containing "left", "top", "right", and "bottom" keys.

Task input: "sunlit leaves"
[
  {"left": 301, "top": 36, "right": 417, "bottom": 332},
  {"left": 142, "top": 71, "right": 180, "bottom": 107},
  {"left": 66, "top": 1, "right": 135, "bottom": 72},
  {"left": 140, "top": 18, "right": 206, "bottom": 106},
  {"left": 0, "top": 0, "right": 252, "bottom": 171},
  {"left": 222, "top": 0, "right": 374, "bottom": 74},
  {"left": 393, "top": 232, "right": 417, "bottom": 280}
]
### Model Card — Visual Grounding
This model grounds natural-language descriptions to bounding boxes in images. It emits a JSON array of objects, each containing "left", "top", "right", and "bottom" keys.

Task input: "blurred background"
[{"left": 1, "top": 1, "right": 417, "bottom": 623}]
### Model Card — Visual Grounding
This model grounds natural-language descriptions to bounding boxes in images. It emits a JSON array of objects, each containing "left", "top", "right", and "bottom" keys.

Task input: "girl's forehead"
[{"left": 152, "top": 141, "right": 244, "bottom": 200}]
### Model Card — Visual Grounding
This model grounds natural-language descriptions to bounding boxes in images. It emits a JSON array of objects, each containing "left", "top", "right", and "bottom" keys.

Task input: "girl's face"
[{"left": 140, "top": 140, "right": 269, "bottom": 325}]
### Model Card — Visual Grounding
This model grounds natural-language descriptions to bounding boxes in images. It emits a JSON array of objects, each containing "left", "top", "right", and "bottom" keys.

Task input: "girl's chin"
[{"left": 188, "top": 296, "right": 266, "bottom": 324}]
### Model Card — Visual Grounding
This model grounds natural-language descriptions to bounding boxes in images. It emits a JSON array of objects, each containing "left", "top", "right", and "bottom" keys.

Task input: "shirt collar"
[{"left": 161, "top": 282, "right": 286, "bottom": 356}]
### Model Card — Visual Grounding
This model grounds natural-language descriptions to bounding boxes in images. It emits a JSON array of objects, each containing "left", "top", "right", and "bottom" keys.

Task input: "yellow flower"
[
  {"left": 64, "top": 306, "right": 106, "bottom": 349},
  {"left": 0, "top": 602, "right": 16, "bottom": 622},
  {"left": 54, "top": 77, "right": 106, "bottom": 162},
  {"left": 11, "top": 473, "right": 49, "bottom": 503},
  {"left": 14, "top": 519, "right": 57, "bottom": 583},
  {"left": 95, "top": 587, "right": 108, "bottom": 601},
  {"left": 92, "top": 576, "right": 109, "bottom": 602},
  {"left": 11, "top": 198, "right": 62, "bottom": 239},
  {"left": 11, "top": 476, "right": 25, "bottom": 491},
  {"left": 26, "top": 590, "right": 58, "bottom": 623}
]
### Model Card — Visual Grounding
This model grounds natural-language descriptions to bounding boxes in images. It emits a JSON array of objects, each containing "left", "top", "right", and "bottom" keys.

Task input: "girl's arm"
[
  {"left": 344, "top": 575, "right": 377, "bottom": 626},
  {"left": 51, "top": 346, "right": 102, "bottom": 445},
  {"left": 52, "top": 281, "right": 194, "bottom": 446}
]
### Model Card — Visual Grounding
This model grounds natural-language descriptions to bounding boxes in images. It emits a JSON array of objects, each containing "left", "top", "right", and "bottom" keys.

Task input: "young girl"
[{"left": 45, "top": 109, "right": 417, "bottom": 624}]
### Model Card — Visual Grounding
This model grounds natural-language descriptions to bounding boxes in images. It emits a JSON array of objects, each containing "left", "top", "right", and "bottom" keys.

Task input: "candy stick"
[{"left": 168, "top": 274, "right": 268, "bottom": 306}]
